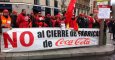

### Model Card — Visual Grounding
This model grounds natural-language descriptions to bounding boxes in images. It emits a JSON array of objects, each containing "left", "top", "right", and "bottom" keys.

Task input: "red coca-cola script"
[{"left": 55, "top": 38, "right": 90, "bottom": 46}]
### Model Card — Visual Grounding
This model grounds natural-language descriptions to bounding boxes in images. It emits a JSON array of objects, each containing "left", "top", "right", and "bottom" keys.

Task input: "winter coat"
[{"left": 17, "top": 13, "right": 29, "bottom": 28}]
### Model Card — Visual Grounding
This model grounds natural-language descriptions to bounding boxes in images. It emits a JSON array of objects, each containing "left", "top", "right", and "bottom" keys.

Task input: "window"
[
  {"left": 54, "top": 0, "right": 58, "bottom": 7},
  {"left": 54, "top": 9, "right": 59, "bottom": 15},
  {"left": 0, "top": 0, "right": 10, "bottom": 2},
  {"left": 45, "top": 7, "right": 51, "bottom": 15},
  {"left": 46, "top": 0, "right": 50, "bottom": 6},
  {"left": 34, "top": 0, "right": 40, "bottom": 5}
]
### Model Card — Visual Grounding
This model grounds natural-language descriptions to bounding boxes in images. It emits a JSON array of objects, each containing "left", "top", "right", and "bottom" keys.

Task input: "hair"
[
  {"left": 90, "top": 13, "right": 93, "bottom": 16},
  {"left": 22, "top": 9, "right": 26, "bottom": 12}
]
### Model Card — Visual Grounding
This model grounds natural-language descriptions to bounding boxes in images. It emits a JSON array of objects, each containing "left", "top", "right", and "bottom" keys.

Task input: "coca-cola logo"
[{"left": 55, "top": 38, "right": 90, "bottom": 46}]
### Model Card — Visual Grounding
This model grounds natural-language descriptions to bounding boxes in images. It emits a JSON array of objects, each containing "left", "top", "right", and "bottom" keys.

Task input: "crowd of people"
[
  {"left": 0, "top": 9, "right": 101, "bottom": 28},
  {"left": 0, "top": 9, "right": 115, "bottom": 40},
  {"left": 0, "top": 9, "right": 104, "bottom": 33}
]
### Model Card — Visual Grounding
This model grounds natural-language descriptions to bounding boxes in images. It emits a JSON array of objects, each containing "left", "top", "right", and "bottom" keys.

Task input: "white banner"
[
  {"left": 98, "top": 5, "right": 111, "bottom": 19},
  {"left": 1, "top": 28, "right": 99, "bottom": 52}
]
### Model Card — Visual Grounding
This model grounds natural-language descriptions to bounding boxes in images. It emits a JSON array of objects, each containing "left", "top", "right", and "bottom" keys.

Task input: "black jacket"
[
  {"left": 77, "top": 17, "right": 88, "bottom": 28},
  {"left": 11, "top": 15, "right": 18, "bottom": 28},
  {"left": 45, "top": 17, "right": 52, "bottom": 27},
  {"left": 108, "top": 21, "right": 115, "bottom": 33}
]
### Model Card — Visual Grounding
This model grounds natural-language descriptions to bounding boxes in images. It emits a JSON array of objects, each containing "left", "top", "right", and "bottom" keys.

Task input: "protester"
[
  {"left": 88, "top": 14, "right": 95, "bottom": 28},
  {"left": 55, "top": 15, "right": 61, "bottom": 27},
  {"left": 0, "top": 9, "right": 12, "bottom": 28},
  {"left": 45, "top": 14, "right": 52, "bottom": 27},
  {"left": 17, "top": 9, "right": 30, "bottom": 28},
  {"left": 93, "top": 16, "right": 100, "bottom": 28},
  {"left": 31, "top": 10, "right": 38, "bottom": 27},
  {"left": 51, "top": 16, "right": 57, "bottom": 27},
  {"left": 36, "top": 12, "right": 48, "bottom": 27},
  {"left": 83, "top": 15, "right": 89, "bottom": 28},
  {"left": 108, "top": 19, "right": 115, "bottom": 40},
  {"left": 11, "top": 10, "right": 18, "bottom": 28},
  {"left": 77, "top": 13, "right": 86, "bottom": 28},
  {"left": 107, "top": 19, "right": 112, "bottom": 33},
  {"left": 27, "top": 14, "right": 32, "bottom": 28}
]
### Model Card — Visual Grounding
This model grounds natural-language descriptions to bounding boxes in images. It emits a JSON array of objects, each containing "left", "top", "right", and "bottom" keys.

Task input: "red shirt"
[
  {"left": 88, "top": 16, "right": 94, "bottom": 28},
  {"left": 35, "top": 16, "right": 47, "bottom": 27},
  {"left": 17, "top": 13, "right": 29, "bottom": 28},
  {"left": 51, "top": 19, "right": 56, "bottom": 27}
]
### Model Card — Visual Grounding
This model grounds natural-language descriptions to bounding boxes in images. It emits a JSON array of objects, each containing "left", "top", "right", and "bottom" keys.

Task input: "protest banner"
[
  {"left": 98, "top": 5, "right": 111, "bottom": 19},
  {"left": 1, "top": 28, "right": 99, "bottom": 52}
]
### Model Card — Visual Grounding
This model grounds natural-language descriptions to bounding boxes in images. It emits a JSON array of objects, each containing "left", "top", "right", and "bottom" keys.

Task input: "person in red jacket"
[
  {"left": 36, "top": 12, "right": 48, "bottom": 27},
  {"left": 51, "top": 15, "right": 61, "bottom": 27},
  {"left": 55, "top": 15, "right": 61, "bottom": 27},
  {"left": 17, "top": 9, "right": 29, "bottom": 28},
  {"left": 88, "top": 14, "right": 95, "bottom": 28},
  {"left": 51, "top": 16, "right": 56, "bottom": 27}
]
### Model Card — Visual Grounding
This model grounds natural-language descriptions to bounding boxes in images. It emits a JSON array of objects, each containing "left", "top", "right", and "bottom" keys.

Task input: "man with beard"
[
  {"left": 0, "top": 9, "right": 12, "bottom": 28},
  {"left": 0, "top": 9, "right": 12, "bottom": 33}
]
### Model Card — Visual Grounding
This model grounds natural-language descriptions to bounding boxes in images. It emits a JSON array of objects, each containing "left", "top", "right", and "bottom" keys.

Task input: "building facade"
[
  {"left": 58, "top": 0, "right": 91, "bottom": 16},
  {"left": 0, "top": 0, "right": 91, "bottom": 16},
  {"left": 76, "top": 0, "right": 90, "bottom": 15},
  {"left": 11, "top": 0, "right": 34, "bottom": 14},
  {"left": 0, "top": 0, "right": 34, "bottom": 14},
  {"left": 33, "top": 0, "right": 62, "bottom": 16}
]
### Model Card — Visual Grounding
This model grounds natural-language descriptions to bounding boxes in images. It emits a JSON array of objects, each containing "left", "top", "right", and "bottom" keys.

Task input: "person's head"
[
  {"left": 71, "top": 14, "right": 75, "bottom": 20},
  {"left": 21, "top": 9, "right": 26, "bottom": 15},
  {"left": 61, "top": 16, "right": 65, "bottom": 20},
  {"left": 90, "top": 13, "right": 93, "bottom": 17},
  {"left": 38, "top": 12, "right": 42, "bottom": 17},
  {"left": 30, "top": 11, "right": 34, "bottom": 16},
  {"left": 12, "top": 10, "right": 17, "bottom": 15},
  {"left": 79, "top": 13, "right": 84, "bottom": 18},
  {"left": 51, "top": 16, "right": 56, "bottom": 20},
  {"left": 3, "top": 9, "right": 9, "bottom": 16},
  {"left": 27, "top": 14, "right": 31, "bottom": 17},
  {"left": 46, "top": 14, "right": 51, "bottom": 18}
]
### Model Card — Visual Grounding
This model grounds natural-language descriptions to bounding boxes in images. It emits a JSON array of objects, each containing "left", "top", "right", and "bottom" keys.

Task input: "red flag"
[{"left": 65, "top": 0, "right": 77, "bottom": 30}]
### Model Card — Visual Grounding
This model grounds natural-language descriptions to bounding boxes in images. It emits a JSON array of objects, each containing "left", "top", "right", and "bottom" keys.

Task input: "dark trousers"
[
  {"left": 0, "top": 27, "right": 1, "bottom": 33},
  {"left": 113, "top": 33, "right": 115, "bottom": 39}
]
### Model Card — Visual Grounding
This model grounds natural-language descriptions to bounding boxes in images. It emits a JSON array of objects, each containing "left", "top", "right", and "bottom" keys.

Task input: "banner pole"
[{"left": 99, "top": 19, "right": 106, "bottom": 45}]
